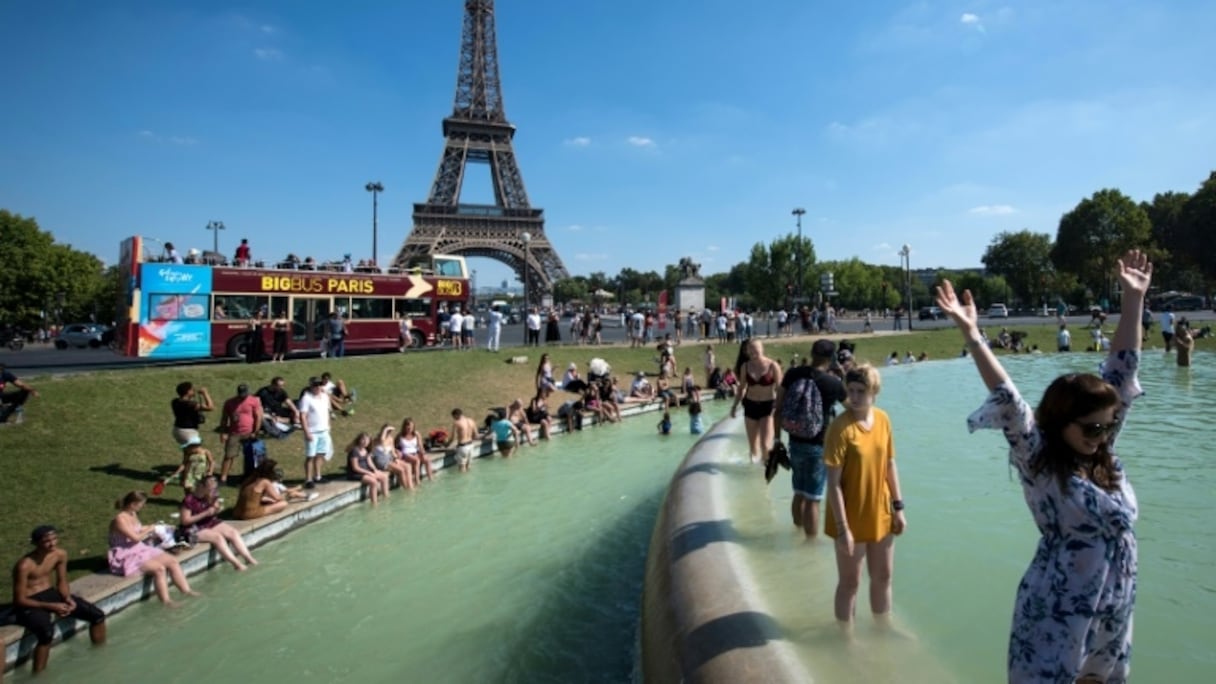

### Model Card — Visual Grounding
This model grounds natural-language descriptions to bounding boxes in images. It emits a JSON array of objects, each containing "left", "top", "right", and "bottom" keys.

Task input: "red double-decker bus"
[{"left": 113, "top": 236, "right": 470, "bottom": 360}]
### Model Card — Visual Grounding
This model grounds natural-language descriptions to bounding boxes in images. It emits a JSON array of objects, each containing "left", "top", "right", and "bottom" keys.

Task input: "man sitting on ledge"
[{"left": 12, "top": 525, "right": 107, "bottom": 675}]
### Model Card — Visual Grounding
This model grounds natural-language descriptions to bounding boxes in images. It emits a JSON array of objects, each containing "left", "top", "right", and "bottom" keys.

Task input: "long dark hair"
[{"left": 1033, "top": 373, "right": 1121, "bottom": 492}]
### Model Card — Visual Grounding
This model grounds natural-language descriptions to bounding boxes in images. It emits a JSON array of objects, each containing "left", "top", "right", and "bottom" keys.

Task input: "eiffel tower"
[{"left": 392, "top": 0, "right": 568, "bottom": 301}]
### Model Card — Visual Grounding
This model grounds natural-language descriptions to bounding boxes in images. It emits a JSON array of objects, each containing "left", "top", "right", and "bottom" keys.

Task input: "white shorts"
[
  {"left": 455, "top": 442, "right": 476, "bottom": 466},
  {"left": 305, "top": 430, "right": 333, "bottom": 460}
]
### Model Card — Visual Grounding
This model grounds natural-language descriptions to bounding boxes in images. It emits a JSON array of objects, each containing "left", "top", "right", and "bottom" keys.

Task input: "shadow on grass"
[{"left": 88, "top": 462, "right": 173, "bottom": 485}]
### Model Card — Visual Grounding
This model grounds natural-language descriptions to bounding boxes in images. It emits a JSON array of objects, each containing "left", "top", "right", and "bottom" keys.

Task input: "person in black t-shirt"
[
  {"left": 257, "top": 376, "right": 301, "bottom": 429},
  {"left": 1, "top": 362, "right": 39, "bottom": 424},
  {"left": 775, "top": 339, "right": 846, "bottom": 539},
  {"left": 170, "top": 381, "right": 213, "bottom": 446}
]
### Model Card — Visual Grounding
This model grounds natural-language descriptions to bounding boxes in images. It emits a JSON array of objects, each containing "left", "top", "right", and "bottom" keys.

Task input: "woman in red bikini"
[{"left": 730, "top": 338, "right": 783, "bottom": 463}]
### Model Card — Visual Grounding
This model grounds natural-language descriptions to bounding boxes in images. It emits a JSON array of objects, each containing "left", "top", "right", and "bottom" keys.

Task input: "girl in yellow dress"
[{"left": 824, "top": 363, "right": 907, "bottom": 623}]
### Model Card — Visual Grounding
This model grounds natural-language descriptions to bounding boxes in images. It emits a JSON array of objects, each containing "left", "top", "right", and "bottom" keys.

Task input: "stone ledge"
[
  {"left": 641, "top": 418, "right": 810, "bottom": 683},
  {"left": 3, "top": 398, "right": 666, "bottom": 674}
]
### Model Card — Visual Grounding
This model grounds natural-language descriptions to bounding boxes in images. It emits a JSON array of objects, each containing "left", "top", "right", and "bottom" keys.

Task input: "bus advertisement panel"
[{"left": 138, "top": 264, "right": 213, "bottom": 358}]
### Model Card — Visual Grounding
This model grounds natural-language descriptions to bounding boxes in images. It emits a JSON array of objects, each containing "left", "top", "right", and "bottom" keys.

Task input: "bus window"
[
  {"left": 332, "top": 297, "right": 350, "bottom": 318},
  {"left": 350, "top": 297, "right": 393, "bottom": 319},
  {"left": 433, "top": 257, "right": 467, "bottom": 278},
  {"left": 396, "top": 297, "right": 433, "bottom": 318},
  {"left": 216, "top": 295, "right": 271, "bottom": 320}
]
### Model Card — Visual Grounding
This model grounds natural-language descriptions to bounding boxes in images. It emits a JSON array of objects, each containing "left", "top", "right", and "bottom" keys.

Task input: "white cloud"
[
  {"left": 254, "top": 48, "right": 284, "bottom": 61},
  {"left": 567, "top": 224, "right": 584, "bottom": 232},
  {"left": 627, "top": 136, "right": 655, "bottom": 148},
  {"left": 260, "top": 24, "right": 277, "bottom": 34},
  {"left": 968, "top": 204, "right": 1016, "bottom": 215},
  {"left": 563, "top": 136, "right": 591, "bottom": 148},
  {"left": 137, "top": 130, "right": 198, "bottom": 146},
  {"left": 575, "top": 252, "right": 609, "bottom": 261},
  {"left": 706, "top": 245, "right": 720, "bottom": 252},
  {"left": 873, "top": 242, "right": 892, "bottom": 251},
  {"left": 960, "top": 12, "right": 985, "bottom": 33}
]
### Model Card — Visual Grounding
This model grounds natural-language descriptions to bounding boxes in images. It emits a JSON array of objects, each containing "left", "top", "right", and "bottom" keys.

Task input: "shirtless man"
[
  {"left": 445, "top": 408, "right": 480, "bottom": 473},
  {"left": 12, "top": 526, "right": 107, "bottom": 674}
]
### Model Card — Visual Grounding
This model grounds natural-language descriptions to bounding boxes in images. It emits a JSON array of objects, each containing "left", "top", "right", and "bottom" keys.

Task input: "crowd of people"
[{"left": 0, "top": 249, "right": 1191, "bottom": 682}]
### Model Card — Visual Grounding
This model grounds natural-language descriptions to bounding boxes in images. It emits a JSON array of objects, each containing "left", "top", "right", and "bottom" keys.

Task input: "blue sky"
[{"left": 3, "top": 1, "right": 1214, "bottom": 292}]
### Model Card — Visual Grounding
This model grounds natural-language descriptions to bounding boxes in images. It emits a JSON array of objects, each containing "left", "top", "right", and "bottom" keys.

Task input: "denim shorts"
[{"left": 789, "top": 441, "right": 826, "bottom": 500}]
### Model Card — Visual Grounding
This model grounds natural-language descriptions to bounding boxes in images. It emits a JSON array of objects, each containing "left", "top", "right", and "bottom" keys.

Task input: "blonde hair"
[{"left": 844, "top": 363, "right": 882, "bottom": 397}]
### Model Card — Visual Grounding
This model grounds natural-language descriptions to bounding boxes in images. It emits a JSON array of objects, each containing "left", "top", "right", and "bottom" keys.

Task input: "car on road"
[
  {"left": 1161, "top": 295, "right": 1206, "bottom": 312},
  {"left": 918, "top": 306, "right": 944, "bottom": 320},
  {"left": 54, "top": 323, "right": 111, "bottom": 349},
  {"left": 987, "top": 303, "right": 1009, "bottom": 318}
]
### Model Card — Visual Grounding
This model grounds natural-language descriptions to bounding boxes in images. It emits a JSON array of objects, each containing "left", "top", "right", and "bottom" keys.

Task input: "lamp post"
[
  {"left": 899, "top": 244, "right": 913, "bottom": 331},
  {"left": 365, "top": 181, "right": 384, "bottom": 265},
  {"left": 205, "top": 220, "right": 225, "bottom": 256},
  {"left": 520, "top": 231, "right": 532, "bottom": 309},
  {"left": 792, "top": 207, "right": 806, "bottom": 304}
]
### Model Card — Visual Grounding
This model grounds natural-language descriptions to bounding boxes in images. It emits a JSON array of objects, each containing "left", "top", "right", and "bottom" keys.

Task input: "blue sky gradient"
[{"left": 3, "top": 1, "right": 1214, "bottom": 291}]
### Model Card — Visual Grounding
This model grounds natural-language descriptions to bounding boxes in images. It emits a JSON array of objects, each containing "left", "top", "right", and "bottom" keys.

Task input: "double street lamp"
[
  {"left": 520, "top": 232, "right": 532, "bottom": 310},
  {"left": 899, "top": 244, "right": 913, "bottom": 330},
  {"left": 792, "top": 207, "right": 806, "bottom": 304},
  {"left": 205, "top": 220, "right": 225, "bottom": 257},
  {"left": 365, "top": 181, "right": 384, "bottom": 265}
]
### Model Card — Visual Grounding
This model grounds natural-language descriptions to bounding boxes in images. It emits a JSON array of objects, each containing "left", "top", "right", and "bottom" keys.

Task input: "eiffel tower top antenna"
[{"left": 453, "top": 0, "right": 506, "bottom": 123}]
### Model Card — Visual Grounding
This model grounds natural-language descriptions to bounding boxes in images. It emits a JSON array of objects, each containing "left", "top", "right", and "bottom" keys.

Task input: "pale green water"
[
  {"left": 23, "top": 352, "right": 1216, "bottom": 682},
  {"left": 28, "top": 405, "right": 726, "bottom": 683},
  {"left": 720, "top": 350, "right": 1216, "bottom": 681}
]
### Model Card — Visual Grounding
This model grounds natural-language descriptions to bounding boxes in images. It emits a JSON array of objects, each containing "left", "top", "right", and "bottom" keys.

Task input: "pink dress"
[{"left": 108, "top": 526, "right": 163, "bottom": 577}]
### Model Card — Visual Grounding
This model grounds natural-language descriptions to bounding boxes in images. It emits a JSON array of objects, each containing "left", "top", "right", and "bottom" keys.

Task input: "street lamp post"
[
  {"left": 792, "top": 208, "right": 806, "bottom": 304},
  {"left": 365, "top": 181, "right": 384, "bottom": 265},
  {"left": 205, "top": 220, "right": 225, "bottom": 258},
  {"left": 899, "top": 244, "right": 914, "bottom": 331},
  {"left": 520, "top": 232, "right": 532, "bottom": 309}
]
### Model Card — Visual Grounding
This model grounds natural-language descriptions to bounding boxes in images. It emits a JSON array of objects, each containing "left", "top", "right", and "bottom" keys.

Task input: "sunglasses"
[{"left": 1073, "top": 420, "right": 1120, "bottom": 440}]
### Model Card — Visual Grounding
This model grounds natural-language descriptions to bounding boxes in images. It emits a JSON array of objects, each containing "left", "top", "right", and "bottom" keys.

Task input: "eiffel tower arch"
[{"left": 393, "top": 0, "right": 568, "bottom": 302}]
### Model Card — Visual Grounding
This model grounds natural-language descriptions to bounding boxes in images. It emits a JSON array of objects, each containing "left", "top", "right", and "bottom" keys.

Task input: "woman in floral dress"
[{"left": 935, "top": 249, "right": 1151, "bottom": 683}]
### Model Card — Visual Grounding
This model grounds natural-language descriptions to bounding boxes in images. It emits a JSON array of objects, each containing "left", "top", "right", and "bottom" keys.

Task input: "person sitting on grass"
[
  {"left": 397, "top": 417, "right": 434, "bottom": 482},
  {"left": 0, "top": 361, "right": 38, "bottom": 425},
  {"left": 12, "top": 525, "right": 107, "bottom": 675},
  {"left": 178, "top": 475, "right": 258, "bottom": 571},
  {"left": 347, "top": 432, "right": 391, "bottom": 502},
  {"left": 233, "top": 459, "right": 290, "bottom": 521},
  {"left": 320, "top": 371, "right": 356, "bottom": 416},
  {"left": 108, "top": 491, "right": 198, "bottom": 606}
]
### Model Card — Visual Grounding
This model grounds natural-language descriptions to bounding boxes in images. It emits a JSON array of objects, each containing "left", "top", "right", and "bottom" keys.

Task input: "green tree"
[
  {"left": 0, "top": 210, "right": 108, "bottom": 330},
  {"left": 1180, "top": 171, "right": 1216, "bottom": 287},
  {"left": 1051, "top": 189, "right": 1153, "bottom": 302},
  {"left": 551, "top": 276, "right": 588, "bottom": 305},
  {"left": 982, "top": 230, "right": 1055, "bottom": 307}
]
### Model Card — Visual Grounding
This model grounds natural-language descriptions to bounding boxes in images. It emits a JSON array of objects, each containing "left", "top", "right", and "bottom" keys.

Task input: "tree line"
[
  {"left": 3, "top": 171, "right": 1211, "bottom": 328},
  {"left": 555, "top": 171, "right": 1216, "bottom": 313}
]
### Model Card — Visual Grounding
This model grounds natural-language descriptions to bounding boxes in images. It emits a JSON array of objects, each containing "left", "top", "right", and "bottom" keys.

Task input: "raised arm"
[
  {"left": 1111, "top": 249, "right": 1152, "bottom": 354},
  {"left": 935, "top": 280, "right": 1010, "bottom": 392}
]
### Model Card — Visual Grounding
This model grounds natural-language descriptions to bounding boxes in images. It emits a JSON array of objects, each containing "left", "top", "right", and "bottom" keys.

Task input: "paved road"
[{"left": 5, "top": 311, "right": 1211, "bottom": 377}]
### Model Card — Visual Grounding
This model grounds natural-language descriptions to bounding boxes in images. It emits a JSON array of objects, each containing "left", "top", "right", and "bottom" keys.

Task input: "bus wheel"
[
  {"left": 226, "top": 335, "right": 247, "bottom": 359},
  {"left": 409, "top": 330, "right": 426, "bottom": 348}
]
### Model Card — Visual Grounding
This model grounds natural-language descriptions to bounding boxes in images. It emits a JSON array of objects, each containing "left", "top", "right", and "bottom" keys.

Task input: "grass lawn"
[{"left": 1, "top": 320, "right": 1208, "bottom": 598}]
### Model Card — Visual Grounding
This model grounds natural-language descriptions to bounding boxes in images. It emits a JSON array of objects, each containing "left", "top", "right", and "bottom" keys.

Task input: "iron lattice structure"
[{"left": 393, "top": 0, "right": 568, "bottom": 298}]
